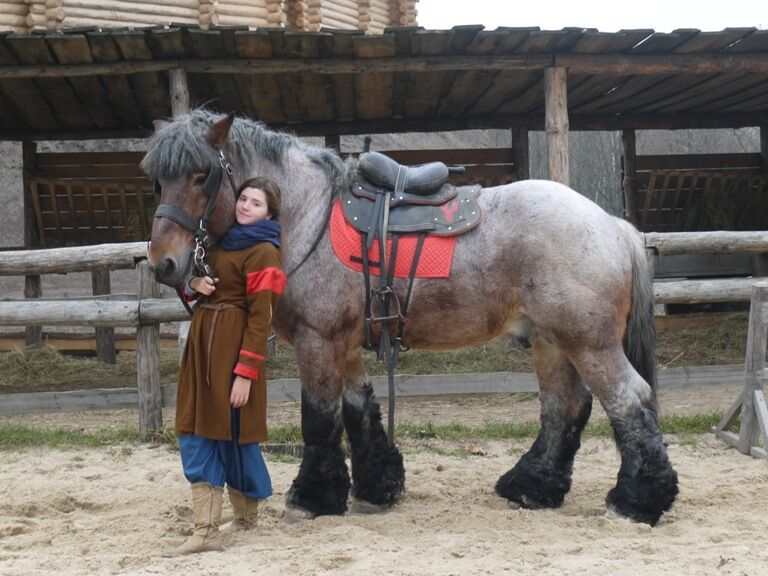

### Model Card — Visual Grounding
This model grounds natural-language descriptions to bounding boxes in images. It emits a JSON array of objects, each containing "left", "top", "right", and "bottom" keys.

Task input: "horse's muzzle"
[{"left": 149, "top": 254, "right": 191, "bottom": 288}]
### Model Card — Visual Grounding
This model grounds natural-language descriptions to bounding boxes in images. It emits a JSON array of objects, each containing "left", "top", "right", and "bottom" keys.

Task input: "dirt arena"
[{"left": 1, "top": 387, "right": 767, "bottom": 576}]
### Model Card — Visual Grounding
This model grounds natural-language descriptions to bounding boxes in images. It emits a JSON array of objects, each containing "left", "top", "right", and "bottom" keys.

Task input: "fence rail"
[{"left": 1, "top": 231, "right": 767, "bottom": 434}]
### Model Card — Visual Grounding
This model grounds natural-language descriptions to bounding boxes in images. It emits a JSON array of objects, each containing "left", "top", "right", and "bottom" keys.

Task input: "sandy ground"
[{"left": 2, "top": 386, "right": 768, "bottom": 576}]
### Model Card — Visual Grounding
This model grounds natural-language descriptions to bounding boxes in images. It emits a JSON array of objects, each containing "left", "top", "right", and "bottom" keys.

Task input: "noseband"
[{"left": 153, "top": 148, "right": 239, "bottom": 278}]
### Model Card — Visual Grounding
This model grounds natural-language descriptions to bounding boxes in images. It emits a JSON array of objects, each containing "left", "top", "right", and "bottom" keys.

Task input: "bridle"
[
  {"left": 153, "top": 148, "right": 238, "bottom": 314},
  {"left": 152, "top": 145, "right": 335, "bottom": 314}
]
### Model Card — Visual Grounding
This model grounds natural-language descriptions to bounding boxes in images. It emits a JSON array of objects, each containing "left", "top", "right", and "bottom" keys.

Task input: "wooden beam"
[
  {"left": 3, "top": 112, "right": 768, "bottom": 142},
  {"left": 0, "top": 243, "right": 147, "bottom": 275},
  {"left": 622, "top": 129, "right": 639, "bottom": 226},
  {"left": 0, "top": 54, "right": 555, "bottom": 79},
  {"left": 511, "top": 126, "right": 529, "bottom": 181},
  {"left": 545, "top": 66, "right": 569, "bottom": 186},
  {"left": 0, "top": 52, "right": 766, "bottom": 80},
  {"left": 556, "top": 53, "right": 768, "bottom": 75},
  {"left": 644, "top": 231, "right": 768, "bottom": 255},
  {"left": 761, "top": 125, "right": 767, "bottom": 172}
]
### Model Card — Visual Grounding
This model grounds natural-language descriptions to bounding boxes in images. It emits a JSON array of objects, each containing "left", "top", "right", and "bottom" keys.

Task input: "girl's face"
[{"left": 235, "top": 187, "right": 271, "bottom": 225}]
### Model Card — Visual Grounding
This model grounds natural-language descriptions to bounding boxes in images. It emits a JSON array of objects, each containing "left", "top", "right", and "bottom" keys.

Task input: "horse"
[{"left": 142, "top": 109, "right": 678, "bottom": 526}]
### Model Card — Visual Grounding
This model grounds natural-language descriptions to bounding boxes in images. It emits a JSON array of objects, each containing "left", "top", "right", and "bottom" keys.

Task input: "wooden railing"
[{"left": 1, "top": 230, "right": 768, "bottom": 434}]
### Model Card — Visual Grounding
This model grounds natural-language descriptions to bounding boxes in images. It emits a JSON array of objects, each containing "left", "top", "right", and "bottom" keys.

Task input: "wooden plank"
[
  {"left": 672, "top": 28, "right": 757, "bottom": 54},
  {"left": 737, "top": 285, "right": 768, "bottom": 453},
  {"left": 327, "top": 29, "right": 359, "bottom": 122},
  {"left": 511, "top": 127, "right": 529, "bottom": 181},
  {"left": 716, "top": 396, "right": 743, "bottom": 432},
  {"left": 724, "top": 29, "right": 768, "bottom": 53},
  {"left": 46, "top": 33, "right": 114, "bottom": 129},
  {"left": 111, "top": 30, "right": 170, "bottom": 125},
  {"left": 81, "top": 30, "right": 142, "bottom": 128},
  {"left": 0, "top": 34, "right": 60, "bottom": 131},
  {"left": 377, "top": 148, "right": 514, "bottom": 165},
  {"left": 753, "top": 389, "right": 768, "bottom": 447},
  {"left": 571, "top": 29, "right": 654, "bottom": 54},
  {"left": 654, "top": 277, "right": 768, "bottom": 304},
  {"left": 632, "top": 73, "right": 761, "bottom": 114},
  {"left": 35, "top": 151, "right": 144, "bottom": 166},
  {"left": 0, "top": 364, "right": 751, "bottom": 416},
  {"left": 622, "top": 129, "right": 639, "bottom": 225},
  {"left": 494, "top": 76, "right": 544, "bottom": 115},
  {"left": 185, "top": 28, "right": 243, "bottom": 114},
  {"left": 5, "top": 34, "right": 92, "bottom": 129},
  {"left": 635, "top": 154, "right": 762, "bottom": 171},
  {"left": 34, "top": 164, "right": 146, "bottom": 179}
]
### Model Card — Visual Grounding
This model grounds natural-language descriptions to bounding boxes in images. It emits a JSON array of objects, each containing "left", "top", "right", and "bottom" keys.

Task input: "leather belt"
[{"left": 198, "top": 302, "right": 245, "bottom": 387}]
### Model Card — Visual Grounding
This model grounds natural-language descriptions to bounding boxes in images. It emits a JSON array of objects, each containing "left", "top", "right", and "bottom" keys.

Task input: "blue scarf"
[{"left": 219, "top": 220, "right": 281, "bottom": 251}]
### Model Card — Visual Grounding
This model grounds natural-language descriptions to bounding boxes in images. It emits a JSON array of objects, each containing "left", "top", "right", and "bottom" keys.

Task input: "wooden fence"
[{"left": 1, "top": 230, "right": 768, "bottom": 437}]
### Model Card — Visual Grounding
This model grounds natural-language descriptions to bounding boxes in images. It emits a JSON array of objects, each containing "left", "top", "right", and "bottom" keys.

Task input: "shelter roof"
[{"left": 0, "top": 25, "right": 767, "bottom": 140}]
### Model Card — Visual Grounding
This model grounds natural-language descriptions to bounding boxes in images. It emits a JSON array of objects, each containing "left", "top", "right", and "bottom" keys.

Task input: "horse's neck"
[{"left": 247, "top": 153, "right": 334, "bottom": 264}]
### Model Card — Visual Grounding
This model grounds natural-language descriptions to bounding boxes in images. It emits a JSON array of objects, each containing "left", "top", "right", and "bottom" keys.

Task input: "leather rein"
[{"left": 153, "top": 148, "right": 238, "bottom": 315}]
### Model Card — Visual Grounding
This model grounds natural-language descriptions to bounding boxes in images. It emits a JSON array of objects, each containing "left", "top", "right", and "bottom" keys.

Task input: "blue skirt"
[{"left": 178, "top": 408, "right": 272, "bottom": 500}]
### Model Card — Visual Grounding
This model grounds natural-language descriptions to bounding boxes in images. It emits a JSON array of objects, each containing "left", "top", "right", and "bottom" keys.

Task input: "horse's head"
[{"left": 141, "top": 112, "right": 238, "bottom": 287}]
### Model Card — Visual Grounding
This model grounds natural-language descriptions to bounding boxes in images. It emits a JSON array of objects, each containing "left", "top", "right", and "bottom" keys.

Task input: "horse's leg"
[
  {"left": 341, "top": 348, "right": 405, "bottom": 510},
  {"left": 569, "top": 345, "right": 678, "bottom": 525},
  {"left": 496, "top": 338, "right": 592, "bottom": 508},
  {"left": 284, "top": 328, "right": 350, "bottom": 518}
]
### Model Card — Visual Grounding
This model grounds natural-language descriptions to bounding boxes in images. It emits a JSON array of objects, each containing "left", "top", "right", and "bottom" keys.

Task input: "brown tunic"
[{"left": 176, "top": 242, "right": 285, "bottom": 444}]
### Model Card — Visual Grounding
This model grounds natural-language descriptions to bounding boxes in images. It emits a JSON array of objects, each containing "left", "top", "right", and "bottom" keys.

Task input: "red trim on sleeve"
[
  {"left": 234, "top": 363, "right": 259, "bottom": 380},
  {"left": 246, "top": 267, "right": 286, "bottom": 296},
  {"left": 240, "top": 349, "right": 265, "bottom": 362}
]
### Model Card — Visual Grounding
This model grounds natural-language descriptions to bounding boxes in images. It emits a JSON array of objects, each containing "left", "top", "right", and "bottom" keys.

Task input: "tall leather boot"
[
  {"left": 173, "top": 483, "right": 224, "bottom": 555},
  {"left": 228, "top": 486, "right": 260, "bottom": 530}
]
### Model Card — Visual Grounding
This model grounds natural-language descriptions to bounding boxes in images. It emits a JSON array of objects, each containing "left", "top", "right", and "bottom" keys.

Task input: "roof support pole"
[
  {"left": 511, "top": 126, "right": 529, "bottom": 181},
  {"left": 621, "top": 129, "right": 639, "bottom": 227},
  {"left": 544, "top": 66, "right": 569, "bottom": 186},
  {"left": 22, "top": 141, "right": 42, "bottom": 347},
  {"left": 170, "top": 68, "right": 190, "bottom": 116},
  {"left": 761, "top": 125, "right": 767, "bottom": 172}
]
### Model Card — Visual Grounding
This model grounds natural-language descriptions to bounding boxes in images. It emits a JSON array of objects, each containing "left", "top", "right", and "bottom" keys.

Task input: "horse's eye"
[{"left": 193, "top": 173, "right": 207, "bottom": 186}]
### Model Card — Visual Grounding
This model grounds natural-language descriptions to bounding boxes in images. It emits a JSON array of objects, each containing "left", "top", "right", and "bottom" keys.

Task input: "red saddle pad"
[{"left": 329, "top": 201, "right": 456, "bottom": 279}]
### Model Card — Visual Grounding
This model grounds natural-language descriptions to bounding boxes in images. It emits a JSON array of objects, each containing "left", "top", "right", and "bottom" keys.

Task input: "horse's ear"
[
  {"left": 204, "top": 113, "right": 235, "bottom": 149},
  {"left": 153, "top": 119, "right": 171, "bottom": 133}
]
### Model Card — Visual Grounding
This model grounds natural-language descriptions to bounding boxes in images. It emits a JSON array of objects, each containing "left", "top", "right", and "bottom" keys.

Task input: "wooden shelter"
[{"left": 0, "top": 25, "right": 767, "bottom": 248}]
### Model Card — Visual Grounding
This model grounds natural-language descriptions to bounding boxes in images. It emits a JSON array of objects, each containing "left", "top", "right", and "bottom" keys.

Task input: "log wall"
[{"left": 4, "top": 0, "right": 417, "bottom": 32}]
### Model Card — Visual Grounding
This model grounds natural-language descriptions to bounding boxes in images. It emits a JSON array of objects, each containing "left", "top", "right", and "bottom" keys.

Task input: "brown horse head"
[{"left": 141, "top": 113, "right": 238, "bottom": 286}]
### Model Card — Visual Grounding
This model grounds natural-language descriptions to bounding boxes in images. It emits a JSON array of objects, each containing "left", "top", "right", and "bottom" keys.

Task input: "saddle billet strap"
[{"left": 361, "top": 232, "right": 374, "bottom": 352}]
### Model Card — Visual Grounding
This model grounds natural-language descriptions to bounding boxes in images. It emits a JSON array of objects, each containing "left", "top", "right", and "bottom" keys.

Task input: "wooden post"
[
  {"left": 91, "top": 269, "right": 116, "bottom": 363},
  {"left": 169, "top": 67, "right": 192, "bottom": 361},
  {"left": 511, "top": 126, "right": 529, "bottom": 181},
  {"left": 136, "top": 261, "right": 163, "bottom": 437},
  {"left": 325, "top": 134, "right": 341, "bottom": 152},
  {"left": 622, "top": 129, "right": 640, "bottom": 227},
  {"left": 169, "top": 68, "right": 190, "bottom": 116},
  {"left": 544, "top": 66, "right": 569, "bottom": 186},
  {"left": 760, "top": 126, "right": 767, "bottom": 173},
  {"left": 22, "top": 141, "right": 42, "bottom": 346},
  {"left": 716, "top": 282, "right": 768, "bottom": 459}
]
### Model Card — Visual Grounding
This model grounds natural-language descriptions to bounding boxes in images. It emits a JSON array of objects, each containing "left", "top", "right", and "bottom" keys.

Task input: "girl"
[{"left": 173, "top": 177, "right": 285, "bottom": 555}]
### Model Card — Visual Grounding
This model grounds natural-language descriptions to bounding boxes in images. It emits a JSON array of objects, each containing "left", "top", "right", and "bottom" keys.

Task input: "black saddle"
[{"left": 344, "top": 151, "right": 482, "bottom": 240}]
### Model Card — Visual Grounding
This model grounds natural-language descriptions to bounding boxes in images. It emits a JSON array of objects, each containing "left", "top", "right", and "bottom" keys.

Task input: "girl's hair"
[{"left": 237, "top": 177, "right": 282, "bottom": 221}]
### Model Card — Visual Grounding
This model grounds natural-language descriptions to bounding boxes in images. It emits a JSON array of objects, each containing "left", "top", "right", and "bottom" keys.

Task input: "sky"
[{"left": 416, "top": 0, "right": 766, "bottom": 33}]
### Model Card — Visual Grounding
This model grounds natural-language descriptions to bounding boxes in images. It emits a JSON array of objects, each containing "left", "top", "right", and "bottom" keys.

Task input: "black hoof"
[
  {"left": 495, "top": 457, "right": 571, "bottom": 509},
  {"left": 605, "top": 468, "right": 678, "bottom": 526},
  {"left": 287, "top": 445, "right": 350, "bottom": 516}
]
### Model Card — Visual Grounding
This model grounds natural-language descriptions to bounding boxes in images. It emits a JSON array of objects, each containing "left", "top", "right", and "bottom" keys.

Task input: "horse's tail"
[{"left": 616, "top": 219, "right": 657, "bottom": 399}]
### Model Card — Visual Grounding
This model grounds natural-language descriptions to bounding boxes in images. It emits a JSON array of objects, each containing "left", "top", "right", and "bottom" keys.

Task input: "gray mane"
[{"left": 140, "top": 108, "right": 352, "bottom": 190}]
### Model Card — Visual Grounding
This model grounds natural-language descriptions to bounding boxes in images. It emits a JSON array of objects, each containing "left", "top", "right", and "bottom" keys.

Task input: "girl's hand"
[
  {"left": 230, "top": 376, "right": 251, "bottom": 408},
  {"left": 189, "top": 276, "right": 218, "bottom": 296}
]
